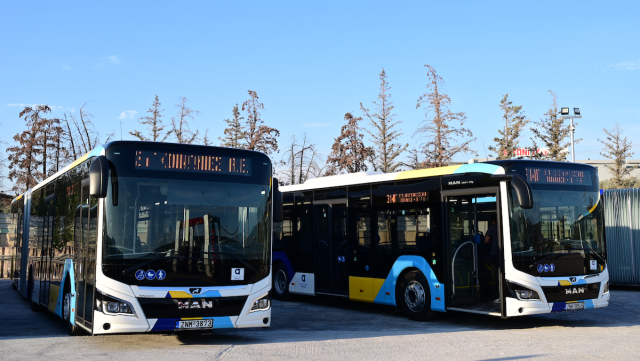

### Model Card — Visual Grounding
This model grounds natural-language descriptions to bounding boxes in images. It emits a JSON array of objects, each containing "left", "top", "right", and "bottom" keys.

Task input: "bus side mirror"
[
  {"left": 491, "top": 173, "right": 533, "bottom": 209},
  {"left": 273, "top": 178, "right": 283, "bottom": 223},
  {"left": 89, "top": 156, "right": 109, "bottom": 198},
  {"left": 511, "top": 174, "right": 533, "bottom": 209}
]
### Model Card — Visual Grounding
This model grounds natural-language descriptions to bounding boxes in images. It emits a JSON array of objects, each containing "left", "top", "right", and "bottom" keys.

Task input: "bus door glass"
[
  {"left": 313, "top": 201, "right": 348, "bottom": 294},
  {"left": 314, "top": 204, "right": 331, "bottom": 291},
  {"left": 39, "top": 195, "right": 54, "bottom": 307},
  {"left": 447, "top": 195, "right": 476, "bottom": 305},
  {"left": 446, "top": 191, "right": 500, "bottom": 309}
]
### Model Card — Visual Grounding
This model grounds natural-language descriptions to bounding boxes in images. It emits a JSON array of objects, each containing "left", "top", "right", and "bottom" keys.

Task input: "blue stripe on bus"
[
  {"left": 56, "top": 259, "right": 76, "bottom": 321},
  {"left": 150, "top": 316, "right": 234, "bottom": 331},
  {"left": 273, "top": 251, "right": 295, "bottom": 281},
  {"left": 453, "top": 163, "right": 502, "bottom": 175},
  {"left": 552, "top": 299, "right": 596, "bottom": 312},
  {"left": 373, "top": 255, "right": 445, "bottom": 312}
]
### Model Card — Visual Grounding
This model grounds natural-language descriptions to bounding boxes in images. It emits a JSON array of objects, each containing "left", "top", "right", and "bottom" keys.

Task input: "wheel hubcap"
[
  {"left": 405, "top": 280, "right": 426, "bottom": 312},
  {"left": 275, "top": 270, "right": 288, "bottom": 294},
  {"left": 63, "top": 293, "right": 70, "bottom": 321}
]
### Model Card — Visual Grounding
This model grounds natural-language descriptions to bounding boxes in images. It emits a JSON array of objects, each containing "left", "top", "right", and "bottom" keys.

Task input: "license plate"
[
  {"left": 565, "top": 302, "right": 585, "bottom": 311},
  {"left": 175, "top": 319, "right": 213, "bottom": 329}
]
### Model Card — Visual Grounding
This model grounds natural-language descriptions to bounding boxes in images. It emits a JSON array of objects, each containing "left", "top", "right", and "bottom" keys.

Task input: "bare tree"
[
  {"left": 280, "top": 134, "right": 323, "bottom": 185},
  {"left": 487, "top": 94, "right": 529, "bottom": 160},
  {"left": 325, "top": 113, "right": 374, "bottom": 175},
  {"left": 416, "top": 65, "right": 475, "bottom": 168},
  {"left": 598, "top": 123, "right": 634, "bottom": 188},
  {"left": 7, "top": 105, "right": 49, "bottom": 192},
  {"left": 403, "top": 147, "right": 426, "bottom": 170},
  {"left": 360, "top": 68, "right": 408, "bottom": 173},
  {"left": 171, "top": 97, "right": 201, "bottom": 144},
  {"left": 219, "top": 104, "right": 245, "bottom": 148},
  {"left": 130, "top": 95, "right": 170, "bottom": 142},
  {"left": 62, "top": 114, "right": 78, "bottom": 160},
  {"left": 67, "top": 103, "right": 114, "bottom": 155},
  {"left": 201, "top": 129, "right": 212, "bottom": 146},
  {"left": 530, "top": 90, "right": 573, "bottom": 161},
  {"left": 242, "top": 90, "right": 280, "bottom": 155}
]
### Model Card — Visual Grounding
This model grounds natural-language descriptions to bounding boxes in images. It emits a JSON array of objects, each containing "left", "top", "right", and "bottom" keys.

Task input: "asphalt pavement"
[{"left": 0, "top": 279, "right": 638, "bottom": 360}]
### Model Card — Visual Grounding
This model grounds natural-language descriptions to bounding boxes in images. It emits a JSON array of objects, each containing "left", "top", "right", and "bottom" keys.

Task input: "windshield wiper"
[
  {"left": 587, "top": 248, "right": 606, "bottom": 264},
  {"left": 217, "top": 244, "right": 258, "bottom": 273}
]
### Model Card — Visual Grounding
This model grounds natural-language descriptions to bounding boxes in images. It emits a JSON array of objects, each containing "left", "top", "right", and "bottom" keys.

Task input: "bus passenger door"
[
  {"left": 331, "top": 204, "right": 348, "bottom": 294},
  {"left": 446, "top": 195, "right": 477, "bottom": 305},
  {"left": 39, "top": 197, "right": 54, "bottom": 307},
  {"left": 314, "top": 204, "right": 331, "bottom": 292},
  {"left": 314, "top": 201, "right": 349, "bottom": 295}
]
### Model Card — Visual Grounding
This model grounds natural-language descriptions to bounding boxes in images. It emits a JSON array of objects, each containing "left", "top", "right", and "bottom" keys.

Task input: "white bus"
[
  {"left": 11, "top": 141, "right": 282, "bottom": 335},
  {"left": 272, "top": 160, "right": 609, "bottom": 320}
]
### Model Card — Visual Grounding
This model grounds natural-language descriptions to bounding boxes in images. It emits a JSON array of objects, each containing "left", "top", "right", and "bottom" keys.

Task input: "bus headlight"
[
  {"left": 95, "top": 290, "right": 137, "bottom": 317},
  {"left": 250, "top": 293, "right": 270, "bottom": 313},
  {"left": 507, "top": 281, "right": 540, "bottom": 300},
  {"left": 603, "top": 281, "right": 609, "bottom": 295}
]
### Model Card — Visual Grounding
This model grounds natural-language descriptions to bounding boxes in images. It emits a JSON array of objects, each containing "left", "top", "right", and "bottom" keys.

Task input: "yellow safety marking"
[
  {"left": 49, "top": 285, "right": 60, "bottom": 312},
  {"left": 349, "top": 277, "right": 385, "bottom": 303},
  {"left": 373, "top": 279, "right": 385, "bottom": 299},
  {"left": 558, "top": 280, "right": 572, "bottom": 286},
  {"left": 180, "top": 317, "right": 204, "bottom": 320},
  {"left": 395, "top": 165, "right": 462, "bottom": 181},
  {"left": 168, "top": 291, "right": 192, "bottom": 298}
]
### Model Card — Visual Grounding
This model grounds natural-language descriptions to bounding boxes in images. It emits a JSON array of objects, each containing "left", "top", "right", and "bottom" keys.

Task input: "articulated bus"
[
  {"left": 11, "top": 141, "right": 282, "bottom": 335},
  {"left": 272, "top": 160, "right": 609, "bottom": 320}
]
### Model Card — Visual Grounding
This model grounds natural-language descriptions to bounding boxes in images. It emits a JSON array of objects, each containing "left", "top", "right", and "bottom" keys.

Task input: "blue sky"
[{"left": 2, "top": 1, "right": 639, "bottom": 184}]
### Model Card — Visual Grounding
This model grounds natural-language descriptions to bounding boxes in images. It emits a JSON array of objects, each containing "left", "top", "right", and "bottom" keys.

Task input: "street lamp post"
[{"left": 560, "top": 107, "right": 582, "bottom": 162}]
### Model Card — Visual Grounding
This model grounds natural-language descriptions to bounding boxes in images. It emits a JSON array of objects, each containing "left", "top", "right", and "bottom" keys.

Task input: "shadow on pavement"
[{"left": 1, "top": 279, "right": 639, "bottom": 347}]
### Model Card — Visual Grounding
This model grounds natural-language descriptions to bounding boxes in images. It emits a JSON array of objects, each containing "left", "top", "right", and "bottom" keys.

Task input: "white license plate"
[
  {"left": 175, "top": 319, "right": 213, "bottom": 329},
  {"left": 565, "top": 302, "right": 585, "bottom": 310}
]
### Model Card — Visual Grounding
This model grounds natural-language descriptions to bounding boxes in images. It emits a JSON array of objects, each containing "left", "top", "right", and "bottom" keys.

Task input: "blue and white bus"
[
  {"left": 272, "top": 160, "right": 609, "bottom": 320},
  {"left": 11, "top": 141, "right": 281, "bottom": 335}
]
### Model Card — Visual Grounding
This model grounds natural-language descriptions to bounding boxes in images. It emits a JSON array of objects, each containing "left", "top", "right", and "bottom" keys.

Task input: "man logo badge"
[
  {"left": 566, "top": 287, "right": 586, "bottom": 295},
  {"left": 189, "top": 288, "right": 202, "bottom": 295},
  {"left": 177, "top": 300, "right": 213, "bottom": 309},
  {"left": 570, "top": 277, "right": 577, "bottom": 283}
]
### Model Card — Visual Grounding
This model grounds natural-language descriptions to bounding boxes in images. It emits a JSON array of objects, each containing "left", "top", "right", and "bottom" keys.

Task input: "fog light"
[{"left": 250, "top": 294, "right": 271, "bottom": 312}]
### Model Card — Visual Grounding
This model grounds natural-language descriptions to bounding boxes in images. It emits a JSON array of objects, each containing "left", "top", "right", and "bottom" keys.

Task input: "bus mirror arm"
[
  {"left": 491, "top": 174, "right": 533, "bottom": 209},
  {"left": 273, "top": 177, "right": 284, "bottom": 223},
  {"left": 90, "top": 155, "right": 109, "bottom": 198}
]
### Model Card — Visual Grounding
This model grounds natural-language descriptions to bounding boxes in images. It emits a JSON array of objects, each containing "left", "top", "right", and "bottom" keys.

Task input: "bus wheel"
[
  {"left": 398, "top": 271, "right": 436, "bottom": 321},
  {"left": 272, "top": 263, "right": 291, "bottom": 301},
  {"left": 64, "top": 292, "right": 83, "bottom": 336}
]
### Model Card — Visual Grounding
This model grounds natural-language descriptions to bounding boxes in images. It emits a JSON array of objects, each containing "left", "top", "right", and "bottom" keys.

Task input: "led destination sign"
[
  {"left": 135, "top": 150, "right": 252, "bottom": 176},
  {"left": 525, "top": 167, "right": 592, "bottom": 186}
]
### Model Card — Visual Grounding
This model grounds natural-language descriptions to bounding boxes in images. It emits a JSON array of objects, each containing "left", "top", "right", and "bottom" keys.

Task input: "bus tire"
[
  {"left": 272, "top": 263, "right": 291, "bottom": 301},
  {"left": 64, "top": 292, "right": 83, "bottom": 336},
  {"left": 398, "top": 270, "right": 436, "bottom": 321}
]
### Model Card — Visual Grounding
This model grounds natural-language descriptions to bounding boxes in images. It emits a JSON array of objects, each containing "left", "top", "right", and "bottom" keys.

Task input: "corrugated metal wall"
[{"left": 603, "top": 189, "right": 640, "bottom": 285}]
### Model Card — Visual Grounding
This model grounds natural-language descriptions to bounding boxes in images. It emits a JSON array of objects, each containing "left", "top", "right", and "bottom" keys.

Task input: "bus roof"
[{"left": 281, "top": 163, "right": 504, "bottom": 192}]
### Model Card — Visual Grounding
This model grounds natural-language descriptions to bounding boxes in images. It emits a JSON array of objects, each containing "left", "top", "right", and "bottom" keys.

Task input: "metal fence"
[{"left": 603, "top": 189, "right": 640, "bottom": 285}]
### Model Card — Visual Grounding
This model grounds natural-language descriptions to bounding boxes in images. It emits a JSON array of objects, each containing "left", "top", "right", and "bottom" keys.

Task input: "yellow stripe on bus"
[
  {"left": 168, "top": 291, "right": 192, "bottom": 298},
  {"left": 394, "top": 165, "right": 462, "bottom": 181}
]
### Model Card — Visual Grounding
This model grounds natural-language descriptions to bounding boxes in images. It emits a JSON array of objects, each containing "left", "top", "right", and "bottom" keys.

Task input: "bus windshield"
[
  {"left": 102, "top": 176, "right": 271, "bottom": 285},
  {"left": 510, "top": 187, "right": 605, "bottom": 275}
]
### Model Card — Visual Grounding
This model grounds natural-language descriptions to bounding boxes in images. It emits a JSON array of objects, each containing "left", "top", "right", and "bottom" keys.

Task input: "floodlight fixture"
[
  {"left": 561, "top": 107, "right": 570, "bottom": 115},
  {"left": 574, "top": 108, "right": 580, "bottom": 116}
]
